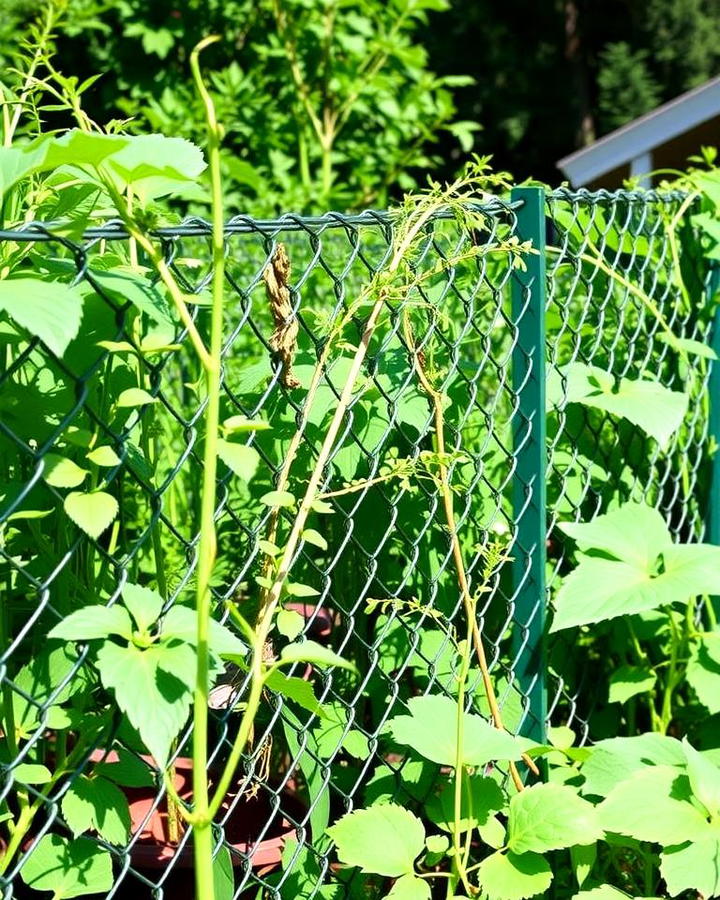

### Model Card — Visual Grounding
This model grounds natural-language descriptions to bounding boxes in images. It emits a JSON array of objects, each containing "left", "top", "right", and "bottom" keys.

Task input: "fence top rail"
[
  {"left": 0, "top": 188, "right": 688, "bottom": 245},
  {"left": 547, "top": 186, "right": 688, "bottom": 204}
]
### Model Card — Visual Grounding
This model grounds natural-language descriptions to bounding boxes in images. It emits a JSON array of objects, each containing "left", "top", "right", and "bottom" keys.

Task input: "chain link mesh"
[{"left": 0, "top": 187, "right": 713, "bottom": 898}]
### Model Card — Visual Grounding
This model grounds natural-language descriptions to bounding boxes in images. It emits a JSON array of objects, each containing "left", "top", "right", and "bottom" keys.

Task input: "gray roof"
[{"left": 557, "top": 75, "right": 720, "bottom": 186}]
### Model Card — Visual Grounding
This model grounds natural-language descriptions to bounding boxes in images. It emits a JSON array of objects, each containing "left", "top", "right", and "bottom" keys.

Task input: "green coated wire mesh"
[{"left": 0, "top": 187, "right": 714, "bottom": 899}]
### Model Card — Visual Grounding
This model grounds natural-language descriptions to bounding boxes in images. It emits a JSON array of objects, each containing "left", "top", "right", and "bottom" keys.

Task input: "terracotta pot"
[{"left": 125, "top": 756, "right": 301, "bottom": 872}]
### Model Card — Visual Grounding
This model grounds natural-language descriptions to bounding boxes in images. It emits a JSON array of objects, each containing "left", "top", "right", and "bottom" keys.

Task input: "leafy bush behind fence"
[{"left": 0, "top": 186, "right": 715, "bottom": 898}]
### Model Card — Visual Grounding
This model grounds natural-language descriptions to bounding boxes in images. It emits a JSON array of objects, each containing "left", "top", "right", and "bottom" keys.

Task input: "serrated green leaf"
[
  {"left": 476, "top": 850, "right": 553, "bottom": 900},
  {"left": 389, "top": 695, "right": 530, "bottom": 767},
  {"left": 581, "top": 733, "right": 686, "bottom": 797},
  {"left": 687, "top": 635, "right": 720, "bottom": 713},
  {"left": 0, "top": 278, "right": 84, "bottom": 357},
  {"left": 508, "top": 783, "right": 602, "bottom": 853},
  {"left": 122, "top": 583, "right": 163, "bottom": 632},
  {"left": 86, "top": 445, "right": 121, "bottom": 467},
  {"left": 261, "top": 490, "right": 296, "bottom": 508},
  {"left": 43, "top": 454, "right": 89, "bottom": 489},
  {"left": 310, "top": 499, "right": 334, "bottom": 514},
  {"left": 552, "top": 504, "right": 720, "bottom": 631},
  {"left": 96, "top": 640, "right": 195, "bottom": 767},
  {"left": 49, "top": 605, "right": 133, "bottom": 641},
  {"left": 217, "top": 439, "right": 259, "bottom": 481},
  {"left": 277, "top": 609, "right": 305, "bottom": 640},
  {"left": 116, "top": 387, "right": 157, "bottom": 407},
  {"left": 425, "top": 834, "right": 450, "bottom": 854},
  {"left": 661, "top": 836, "right": 720, "bottom": 898},
  {"left": 64, "top": 491, "right": 118, "bottom": 539},
  {"left": 550, "top": 363, "right": 688, "bottom": 449},
  {"left": 20, "top": 834, "right": 113, "bottom": 898},
  {"left": 608, "top": 666, "right": 656, "bottom": 704},
  {"left": 161, "top": 605, "right": 247, "bottom": 657},
  {"left": 598, "top": 765, "right": 711, "bottom": 844},
  {"left": 328, "top": 804, "right": 425, "bottom": 876},
  {"left": 279, "top": 640, "right": 355, "bottom": 672},
  {"left": 302, "top": 529, "right": 328, "bottom": 550},
  {"left": 61, "top": 775, "right": 131, "bottom": 844}
]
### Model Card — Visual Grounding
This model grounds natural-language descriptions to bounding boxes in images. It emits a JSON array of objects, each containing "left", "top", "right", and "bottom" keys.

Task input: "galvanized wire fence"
[{"left": 0, "top": 186, "right": 714, "bottom": 899}]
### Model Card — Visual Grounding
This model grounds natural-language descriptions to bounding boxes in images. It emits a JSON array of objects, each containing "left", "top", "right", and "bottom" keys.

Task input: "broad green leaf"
[
  {"left": 425, "top": 835, "right": 450, "bottom": 854},
  {"left": 64, "top": 491, "right": 118, "bottom": 539},
  {"left": 387, "top": 874, "right": 431, "bottom": 900},
  {"left": 508, "top": 783, "right": 602, "bottom": 853},
  {"left": 104, "top": 134, "right": 206, "bottom": 200},
  {"left": 261, "top": 490, "right": 296, "bottom": 508},
  {"left": 86, "top": 267, "right": 173, "bottom": 327},
  {"left": 122, "top": 583, "right": 164, "bottom": 632},
  {"left": 302, "top": 529, "right": 328, "bottom": 551},
  {"left": 12, "top": 646, "right": 85, "bottom": 734},
  {"left": 96, "top": 640, "right": 195, "bottom": 766},
  {"left": 608, "top": 665, "right": 656, "bottom": 704},
  {"left": 279, "top": 640, "right": 355, "bottom": 672},
  {"left": 682, "top": 738, "right": 720, "bottom": 817},
  {"left": 476, "top": 850, "right": 553, "bottom": 900},
  {"left": 85, "top": 446, "right": 121, "bottom": 467},
  {"left": 389, "top": 695, "right": 530, "bottom": 767},
  {"left": 327, "top": 804, "right": 425, "bottom": 876},
  {"left": 20, "top": 834, "right": 113, "bottom": 898},
  {"left": 581, "top": 734, "right": 685, "bottom": 797},
  {"left": 427, "top": 774, "right": 504, "bottom": 832},
  {"left": 161, "top": 605, "right": 247, "bottom": 657},
  {"left": 276, "top": 609, "right": 305, "bottom": 640},
  {"left": 598, "top": 766, "right": 711, "bottom": 844},
  {"left": 265, "top": 670, "right": 327, "bottom": 717},
  {"left": 49, "top": 605, "right": 133, "bottom": 641},
  {"left": 552, "top": 505, "right": 720, "bottom": 631},
  {"left": 13, "top": 764, "right": 52, "bottom": 785},
  {"left": 61, "top": 775, "right": 131, "bottom": 844},
  {"left": 559, "top": 503, "right": 671, "bottom": 571},
  {"left": 549, "top": 363, "right": 688, "bottom": 448},
  {"left": 43, "top": 454, "right": 89, "bottom": 489},
  {"left": 0, "top": 278, "right": 84, "bottom": 357},
  {"left": 217, "top": 439, "right": 259, "bottom": 481},
  {"left": 661, "top": 836, "right": 720, "bottom": 898},
  {"left": 116, "top": 387, "right": 156, "bottom": 407},
  {"left": 286, "top": 582, "right": 321, "bottom": 598}
]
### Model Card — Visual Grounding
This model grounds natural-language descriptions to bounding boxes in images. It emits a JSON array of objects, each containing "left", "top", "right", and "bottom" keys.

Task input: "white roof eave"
[{"left": 557, "top": 75, "right": 720, "bottom": 185}]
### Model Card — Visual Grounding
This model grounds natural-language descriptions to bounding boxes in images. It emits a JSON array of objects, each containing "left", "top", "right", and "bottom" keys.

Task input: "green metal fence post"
[
  {"left": 510, "top": 186, "right": 547, "bottom": 745},
  {"left": 706, "top": 262, "right": 720, "bottom": 617}
]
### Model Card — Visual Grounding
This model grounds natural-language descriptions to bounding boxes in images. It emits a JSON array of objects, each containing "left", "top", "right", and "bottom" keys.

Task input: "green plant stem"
[
  {"left": 660, "top": 611, "right": 681, "bottom": 732},
  {"left": 188, "top": 35, "right": 225, "bottom": 900}
]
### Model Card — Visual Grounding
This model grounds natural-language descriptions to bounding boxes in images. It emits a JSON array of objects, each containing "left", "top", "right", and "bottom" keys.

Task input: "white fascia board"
[{"left": 557, "top": 76, "right": 720, "bottom": 185}]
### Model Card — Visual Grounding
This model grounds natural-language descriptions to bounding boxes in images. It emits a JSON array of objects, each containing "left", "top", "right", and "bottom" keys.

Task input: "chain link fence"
[{"left": 0, "top": 186, "right": 715, "bottom": 898}]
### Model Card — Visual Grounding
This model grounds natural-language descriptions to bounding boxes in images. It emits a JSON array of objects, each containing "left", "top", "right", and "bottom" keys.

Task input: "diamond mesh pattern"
[{"left": 0, "top": 189, "right": 713, "bottom": 898}]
